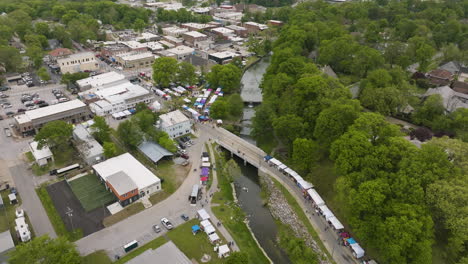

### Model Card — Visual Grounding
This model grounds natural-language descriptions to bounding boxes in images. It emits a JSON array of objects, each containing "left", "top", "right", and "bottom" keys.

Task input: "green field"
[{"left": 68, "top": 174, "right": 116, "bottom": 212}]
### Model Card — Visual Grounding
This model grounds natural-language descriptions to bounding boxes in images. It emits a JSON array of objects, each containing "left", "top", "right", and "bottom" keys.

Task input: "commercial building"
[
  {"left": 126, "top": 241, "right": 191, "bottom": 264},
  {"left": 93, "top": 153, "right": 161, "bottom": 206},
  {"left": 182, "top": 31, "right": 208, "bottom": 46},
  {"left": 100, "top": 42, "right": 132, "bottom": 58},
  {"left": 211, "top": 27, "right": 235, "bottom": 38},
  {"left": 76, "top": 72, "right": 126, "bottom": 90},
  {"left": 163, "top": 36, "right": 183, "bottom": 47},
  {"left": 244, "top": 22, "right": 268, "bottom": 34},
  {"left": 57, "top": 52, "right": 99, "bottom": 74},
  {"left": 29, "top": 141, "right": 53, "bottom": 166},
  {"left": 14, "top": 100, "right": 92, "bottom": 136},
  {"left": 208, "top": 51, "right": 238, "bottom": 65},
  {"left": 158, "top": 110, "right": 191, "bottom": 138},
  {"left": 87, "top": 81, "right": 154, "bottom": 116},
  {"left": 162, "top": 26, "right": 189, "bottom": 37},
  {"left": 226, "top": 25, "right": 248, "bottom": 37},
  {"left": 73, "top": 124, "right": 104, "bottom": 165},
  {"left": 166, "top": 46, "right": 195, "bottom": 61},
  {"left": 115, "top": 52, "right": 156, "bottom": 69},
  {"left": 48, "top": 48, "right": 73, "bottom": 62},
  {"left": 181, "top": 23, "right": 212, "bottom": 31}
]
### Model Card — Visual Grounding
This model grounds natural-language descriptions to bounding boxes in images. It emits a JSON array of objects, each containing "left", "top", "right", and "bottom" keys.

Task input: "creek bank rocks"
[{"left": 260, "top": 174, "right": 331, "bottom": 264}]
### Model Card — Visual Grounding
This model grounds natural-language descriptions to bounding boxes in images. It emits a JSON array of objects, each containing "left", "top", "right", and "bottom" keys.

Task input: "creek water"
[{"left": 230, "top": 56, "right": 291, "bottom": 263}]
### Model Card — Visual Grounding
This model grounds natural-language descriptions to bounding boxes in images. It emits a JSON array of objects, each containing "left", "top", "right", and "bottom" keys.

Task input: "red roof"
[
  {"left": 428, "top": 69, "right": 453, "bottom": 80},
  {"left": 49, "top": 48, "right": 72, "bottom": 57}
]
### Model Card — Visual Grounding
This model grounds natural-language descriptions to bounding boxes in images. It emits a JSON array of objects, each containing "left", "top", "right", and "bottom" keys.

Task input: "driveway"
[
  {"left": 10, "top": 164, "right": 57, "bottom": 238},
  {"left": 75, "top": 130, "right": 212, "bottom": 258}
]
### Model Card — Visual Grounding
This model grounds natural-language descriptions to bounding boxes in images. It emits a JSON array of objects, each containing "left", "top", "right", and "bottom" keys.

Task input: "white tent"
[
  {"left": 284, "top": 167, "right": 295, "bottom": 176},
  {"left": 278, "top": 164, "right": 288, "bottom": 170},
  {"left": 198, "top": 209, "right": 210, "bottom": 220},
  {"left": 268, "top": 158, "right": 282, "bottom": 167},
  {"left": 351, "top": 243, "right": 365, "bottom": 258},
  {"left": 318, "top": 205, "right": 334, "bottom": 220},
  {"left": 112, "top": 113, "right": 120, "bottom": 119},
  {"left": 208, "top": 233, "right": 220, "bottom": 244},
  {"left": 291, "top": 172, "right": 303, "bottom": 182},
  {"left": 202, "top": 157, "right": 210, "bottom": 162},
  {"left": 200, "top": 219, "right": 212, "bottom": 229},
  {"left": 123, "top": 110, "right": 132, "bottom": 116},
  {"left": 151, "top": 101, "right": 161, "bottom": 111},
  {"left": 183, "top": 98, "right": 191, "bottom": 103},
  {"left": 297, "top": 179, "right": 313, "bottom": 190},
  {"left": 328, "top": 216, "right": 344, "bottom": 230},
  {"left": 307, "top": 189, "right": 325, "bottom": 206},
  {"left": 118, "top": 112, "right": 126, "bottom": 118},
  {"left": 201, "top": 162, "right": 211, "bottom": 167},
  {"left": 205, "top": 225, "right": 216, "bottom": 235},
  {"left": 218, "top": 244, "right": 230, "bottom": 258}
]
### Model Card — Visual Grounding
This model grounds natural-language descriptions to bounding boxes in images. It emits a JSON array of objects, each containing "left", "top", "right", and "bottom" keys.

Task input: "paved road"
[
  {"left": 10, "top": 164, "right": 57, "bottom": 238},
  {"left": 200, "top": 124, "right": 360, "bottom": 264},
  {"left": 75, "top": 130, "right": 227, "bottom": 259}
]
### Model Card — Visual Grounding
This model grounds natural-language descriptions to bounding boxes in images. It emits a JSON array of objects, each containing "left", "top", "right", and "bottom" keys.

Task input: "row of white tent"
[
  {"left": 111, "top": 110, "right": 132, "bottom": 120},
  {"left": 265, "top": 156, "right": 365, "bottom": 259},
  {"left": 197, "top": 209, "right": 230, "bottom": 258}
]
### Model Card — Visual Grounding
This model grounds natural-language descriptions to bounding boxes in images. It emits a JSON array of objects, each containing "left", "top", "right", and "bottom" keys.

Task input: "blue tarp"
[
  {"left": 347, "top": 238, "right": 357, "bottom": 244},
  {"left": 128, "top": 109, "right": 136, "bottom": 114},
  {"left": 264, "top": 155, "right": 273, "bottom": 161},
  {"left": 192, "top": 225, "right": 200, "bottom": 232}
]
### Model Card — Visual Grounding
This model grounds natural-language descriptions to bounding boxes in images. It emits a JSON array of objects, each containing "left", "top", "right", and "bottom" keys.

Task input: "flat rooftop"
[
  {"left": 22, "top": 100, "right": 86, "bottom": 121},
  {"left": 118, "top": 52, "right": 155, "bottom": 61},
  {"left": 183, "top": 31, "right": 207, "bottom": 38},
  {"left": 166, "top": 46, "right": 195, "bottom": 56},
  {"left": 76, "top": 72, "right": 126, "bottom": 89},
  {"left": 159, "top": 110, "right": 189, "bottom": 127}
]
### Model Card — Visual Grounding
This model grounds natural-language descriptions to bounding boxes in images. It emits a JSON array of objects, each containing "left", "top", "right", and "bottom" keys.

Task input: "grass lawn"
[
  {"left": 68, "top": 174, "right": 116, "bottom": 212},
  {"left": 115, "top": 236, "right": 167, "bottom": 264},
  {"left": 25, "top": 151, "right": 34, "bottom": 162},
  {"left": 271, "top": 178, "right": 335, "bottom": 263},
  {"left": 82, "top": 250, "right": 112, "bottom": 264},
  {"left": 103, "top": 202, "right": 144, "bottom": 227},
  {"left": 167, "top": 219, "right": 223, "bottom": 264},
  {"left": 148, "top": 190, "right": 170, "bottom": 205},
  {"left": 51, "top": 145, "right": 77, "bottom": 168},
  {"left": 36, "top": 186, "right": 83, "bottom": 241},
  {"left": 0, "top": 191, "right": 36, "bottom": 245}
]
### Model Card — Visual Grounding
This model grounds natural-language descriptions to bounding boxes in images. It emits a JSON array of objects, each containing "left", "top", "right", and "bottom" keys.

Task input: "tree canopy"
[{"left": 34, "top": 120, "right": 73, "bottom": 151}]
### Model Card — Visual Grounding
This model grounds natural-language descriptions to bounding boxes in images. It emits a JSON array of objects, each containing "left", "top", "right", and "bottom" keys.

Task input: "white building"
[
  {"left": 115, "top": 52, "right": 156, "bottom": 69},
  {"left": 162, "top": 26, "right": 189, "bottom": 37},
  {"left": 76, "top": 72, "right": 126, "bottom": 90},
  {"left": 166, "top": 46, "right": 195, "bottom": 61},
  {"left": 158, "top": 110, "right": 191, "bottom": 138},
  {"left": 211, "top": 27, "right": 235, "bottom": 37},
  {"left": 73, "top": 124, "right": 104, "bottom": 165},
  {"left": 93, "top": 153, "right": 161, "bottom": 198},
  {"left": 57, "top": 52, "right": 98, "bottom": 74},
  {"left": 29, "top": 141, "right": 53, "bottom": 166},
  {"left": 15, "top": 217, "right": 31, "bottom": 242},
  {"left": 87, "top": 82, "right": 154, "bottom": 116}
]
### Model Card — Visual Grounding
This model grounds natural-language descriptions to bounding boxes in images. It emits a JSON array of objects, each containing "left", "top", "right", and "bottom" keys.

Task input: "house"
[
  {"left": 57, "top": 52, "right": 99, "bottom": 74},
  {"left": 439, "top": 61, "right": 461, "bottom": 75},
  {"left": 48, "top": 48, "right": 73, "bottom": 62},
  {"left": 452, "top": 81, "right": 468, "bottom": 95},
  {"left": 423, "top": 85, "right": 468, "bottom": 112},
  {"left": 93, "top": 153, "right": 161, "bottom": 206},
  {"left": 243, "top": 22, "right": 268, "bottom": 34},
  {"left": 427, "top": 69, "right": 453, "bottom": 86},
  {"left": 211, "top": 27, "right": 235, "bottom": 38},
  {"left": 0, "top": 231, "right": 15, "bottom": 262},
  {"left": 158, "top": 110, "right": 191, "bottom": 138},
  {"left": 163, "top": 36, "right": 183, "bottom": 47},
  {"left": 180, "top": 23, "right": 212, "bottom": 31},
  {"left": 14, "top": 100, "right": 92, "bottom": 136},
  {"left": 29, "top": 141, "right": 53, "bottom": 166},
  {"left": 226, "top": 25, "right": 248, "bottom": 37},
  {"left": 138, "top": 141, "right": 173, "bottom": 164},
  {"left": 162, "top": 26, "right": 188, "bottom": 37},
  {"left": 73, "top": 124, "right": 104, "bottom": 165}
]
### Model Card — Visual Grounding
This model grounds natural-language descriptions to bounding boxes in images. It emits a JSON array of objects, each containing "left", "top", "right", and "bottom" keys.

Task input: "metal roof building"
[
  {"left": 138, "top": 141, "right": 173, "bottom": 164},
  {"left": 126, "top": 241, "right": 191, "bottom": 264}
]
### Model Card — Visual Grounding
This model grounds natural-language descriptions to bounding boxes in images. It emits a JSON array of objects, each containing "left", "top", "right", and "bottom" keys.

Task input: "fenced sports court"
[{"left": 67, "top": 174, "right": 116, "bottom": 212}]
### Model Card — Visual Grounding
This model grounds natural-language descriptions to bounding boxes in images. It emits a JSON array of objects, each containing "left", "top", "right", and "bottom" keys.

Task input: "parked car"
[
  {"left": 38, "top": 102, "right": 49, "bottom": 108},
  {"left": 3, "top": 104, "right": 12, "bottom": 109},
  {"left": 160, "top": 218, "right": 173, "bottom": 230},
  {"left": 10, "top": 187, "right": 17, "bottom": 194},
  {"left": 0, "top": 93, "right": 8, "bottom": 98},
  {"left": 181, "top": 214, "right": 189, "bottom": 221},
  {"left": 4, "top": 128, "right": 11, "bottom": 137},
  {"left": 15, "top": 209, "right": 24, "bottom": 218},
  {"left": 181, "top": 154, "right": 189, "bottom": 159},
  {"left": 0, "top": 86, "right": 10, "bottom": 91},
  {"left": 178, "top": 149, "right": 187, "bottom": 155},
  {"left": 152, "top": 225, "right": 161, "bottom": 233},
  {"left": 202, "top": 152, "right": 209, "bottom": 158},
  {"left": 0, "top": 115, "right": 3, "bottom": 120},
  {"left": 6, "top": 111, "right": 14, "bottom": 117},
  {"left": 17, "top": 108, "right": 26, "bottom": 113}
]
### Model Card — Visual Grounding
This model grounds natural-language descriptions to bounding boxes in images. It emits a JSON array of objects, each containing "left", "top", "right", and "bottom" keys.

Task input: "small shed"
[
  {"left": 29, "top": 141, "right": 53, "bottom": 166},
  {"left": 218, "top": 244, "right": 230, "bottom": 258},
  {"left": 209, "top": 233, "right": 220, "bottom": 244},
  {"left": 197, "top": 209, "right": 210, "bottom": 220},
  {"left": 8, "top": 193, "right": 17, "bottom": 204}
]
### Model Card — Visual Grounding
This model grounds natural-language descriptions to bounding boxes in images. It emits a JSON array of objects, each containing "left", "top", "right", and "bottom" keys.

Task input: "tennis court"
[{"left": 68, "top": 174, "right": 117, "bottom": 212}]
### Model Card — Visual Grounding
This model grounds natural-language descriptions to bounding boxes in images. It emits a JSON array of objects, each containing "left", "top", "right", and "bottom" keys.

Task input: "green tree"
[
  {"left": 26, "top": 45, "right": 43, "bottom": 69},
  {"left": 34, "top": 121, "right": 73, "bottom": 151},
  {"left": 37, "top": 67, "right": 50, "bottom": 81},
  {"left": 272, "top": 114, "right": 306, "bottom": 147},
  {"left": 103, "top": 141, "right": 118, "bottom": 158},
  {"left": 291, "top": 138, "right": 320, "bottom": 175},
  {"left": 351, "top": 46, "right": 384, "bottom": 77},
  {"left": 207, "top": 64, "right": 242, "bottom": 93},
  {"left": 91, "top": 116, "right": 111, "bottom": 144},
  {"left": 152, "top": 57, "right": 179, "bottom": 87},
  {"left": 314, "top": 100, "right": 361, "bottom": 147},
  {"left": 251, "top": 104, "right": 274, "bottom": 140},
  {"left": 117, "top": 120, "right": 143, "bottom": 149},
  {"left": 132, "top": 109, "right": 156, "bottom": 133},
  {"left": 133, "top": 19, "right": 146, "bottom": 32},
  {"left": 0, "top": 46, "right": 22, "bottom": 72},
  {"left": 177, "top": 62, "right": 197, "bottom": 85},
  {"left": 224, "top": 159, "right": 242, "bottom": 182},
  {"left": 34, "top": 22, "right": 50, "bottom": 38},
  {"left": 0, "top": 25, "right": 13, "bottom": 45},
  {"left": 8, "top": 235, "right": 81, "bottom": 264},
  {"left": 226, "top": 94, "right": 243, "bottom": 118},
  {"left": 61, "top": 72, "right": 90, "bottom": 85},
  {"left": 210, "top": 99, "right": 229, "bottom": 119},
  {"left": 413, "top": 95, "right": 445, "bottom": 127}
]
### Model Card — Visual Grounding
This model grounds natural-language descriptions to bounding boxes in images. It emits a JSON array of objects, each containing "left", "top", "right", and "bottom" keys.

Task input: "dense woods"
[{"left": 252, "top": 1, "right": 468, "bottom": 263}]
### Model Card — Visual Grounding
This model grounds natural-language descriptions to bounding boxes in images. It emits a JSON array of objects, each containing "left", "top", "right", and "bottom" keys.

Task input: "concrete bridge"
[{"left": 198, "top": 124, "right": 360, "bottom": 264}]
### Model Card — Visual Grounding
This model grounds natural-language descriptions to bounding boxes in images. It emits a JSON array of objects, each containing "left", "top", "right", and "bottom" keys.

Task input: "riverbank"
[
  {"left": 210, "top": 144, "right": 271, "bottom": 264},
  {"left": 260, "top": 172, "right": 332, "bottom": 264}
]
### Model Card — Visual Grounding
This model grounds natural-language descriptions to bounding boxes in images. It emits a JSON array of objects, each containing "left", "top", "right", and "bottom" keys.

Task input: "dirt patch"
[
  {"left": 46, "top": 181, "right": 110, "bottom": 236},
  {"left": 172, "top": 164, "right": 190, "bottom": 188}
]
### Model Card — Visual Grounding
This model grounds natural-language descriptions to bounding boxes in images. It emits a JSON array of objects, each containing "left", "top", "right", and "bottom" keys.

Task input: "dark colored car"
[
  {"left": 38, "top": 103, "right": 49, "bottom": 108},
  {"left": 181, "top": 214, "right": 189, "bottom": 221},
  {"left": 17, "top": 108, "right": 26, "bottom": 113},
  {"left": 10, "top": 187, "right": 17, "bottom": 194},
  {"left": 0, "top": 86, "right": 10, "bottom": 91},
  {"left": 202, "top": 152, "right": 209, "bottom": 158},
  {"left": 181, "top": 154, "right": 189, "bottom": 159},
  {"left": 6, "top": 111, "right": 14, "bottom": 116}
]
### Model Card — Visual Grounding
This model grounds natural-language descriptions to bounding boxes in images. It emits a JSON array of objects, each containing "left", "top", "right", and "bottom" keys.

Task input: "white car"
[
  {"left": 160, "top": 218, "right": 173, "bottom": 230},
  {"left": 16, "top": 209, "right": 24, "bottom": 218}
]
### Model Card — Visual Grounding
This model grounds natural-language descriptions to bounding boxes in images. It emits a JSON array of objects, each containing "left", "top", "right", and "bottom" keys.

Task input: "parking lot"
[{"left": 0, "top": 83, "right": 72, "bottom": 120}]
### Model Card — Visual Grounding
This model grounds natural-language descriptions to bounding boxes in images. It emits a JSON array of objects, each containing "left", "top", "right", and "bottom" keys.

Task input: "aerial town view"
[{"left": 0, "top": 0, "right": 467, "bottom": 264}]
